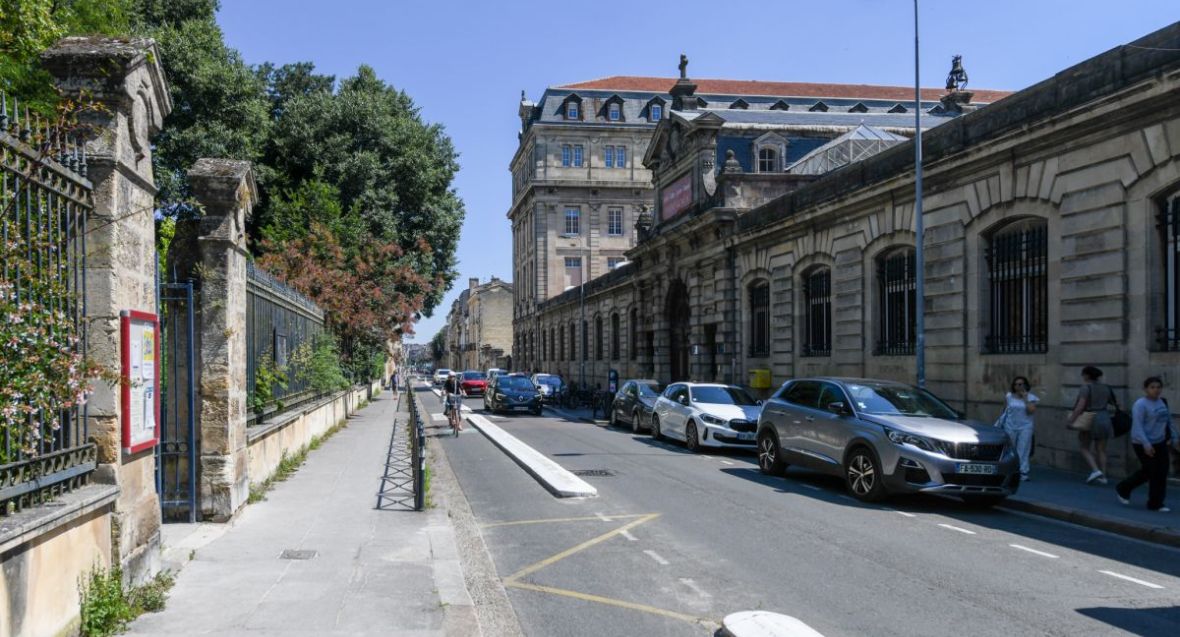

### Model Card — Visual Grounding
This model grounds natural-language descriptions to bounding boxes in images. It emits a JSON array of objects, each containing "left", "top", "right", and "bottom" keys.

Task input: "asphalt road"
[{"left": 427, "top": 388, "right": 1180, "bottom": 637}]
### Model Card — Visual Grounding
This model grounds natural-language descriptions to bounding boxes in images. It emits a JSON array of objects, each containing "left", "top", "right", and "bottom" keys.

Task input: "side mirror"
[
  {"left": 757, "top": 399, "right": 764, "bottom": 406},
  {"left": 827, "top": 401, "right": 850, "bottom": 416},
  {"left": 679, "top": 396, "right": 689, "bottom": 406}
]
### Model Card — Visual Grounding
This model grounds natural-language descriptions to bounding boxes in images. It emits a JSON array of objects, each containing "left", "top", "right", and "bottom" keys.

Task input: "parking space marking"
[
  {"left": 719, "top": 460, "right": 735, "bottom": 465},
  {"left": 937, "top": 523, "right": 977, "bottom": 535},
  {"left": 643, "top": 550, "right": 670, "bottom": 566},
  {"left": 507, "top": 580, "right": 714, "bottom": 627},
  {"left": 679, "top": 578, "right": 711, "bottom": 598},
  {"left": 481, "top": 513, "right": 649, "bottom": 529},
  {"left": 504, "top": 514, "right": 661, "bottom": 583},
  {"left": 1098, "top": 570, "right": 1165, "bottom": 589},
  {"left": 619, "top": 529, "right": 638, "bottom": 542},
  {"left": 883, "top": 508, "right": 916, "bottom": 518},
  {"left": 799, "top": 483, "right": 822, "bottom": 491},
  {"left": 1009, "top": 544, "right": 1059, "bottom": 559},
  {"left": 596, "top": 512, "right": 614, "bottom": 522}
]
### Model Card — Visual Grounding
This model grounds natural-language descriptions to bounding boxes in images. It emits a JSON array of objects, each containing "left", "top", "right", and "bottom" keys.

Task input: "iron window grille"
[
  {"left": 569, "top": 323, "right": 577, "bottom": 361},
  {"left": 630, "top": 308, "right": 639, "bottom": 360},
  {"left": 610, "top": 313, "right": 620, "bottom": 360},
  {"left": 984, "top": 219, "right": 1048, "bottom": 353},
  {"left": 1159, "top": 196, "right": 1180, "bottom": 350},
  {"left": 582, "top": 320, "right": 589, "bottom": 362},
  {"left": 749, "top": 281, "right": 770, "bottom": 357},
  {"left": 595, "top": 316, "right": 604, "bottom": 360},
  {"left": 802, "top": 268, "right": 832, "bottom": 357},
  {"left": 876, "top": 249, "right": 916, "bottom": 355},
  {"left": 608, "top": 208, "right": 623, "bottom": 236}
]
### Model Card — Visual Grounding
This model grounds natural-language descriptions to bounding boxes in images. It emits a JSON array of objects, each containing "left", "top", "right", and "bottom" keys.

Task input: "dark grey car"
[
  {"left": 608, "top": 379, "right": 662, "bottom": 432},
  {"left": 756, "top": 378, "right": 1020, "bottom": 506}
]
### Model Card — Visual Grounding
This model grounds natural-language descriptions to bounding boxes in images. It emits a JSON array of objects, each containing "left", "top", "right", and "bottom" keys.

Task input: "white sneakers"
[
  {"left": 1117, "top": 493, "right": 1130, "bottom": 506},
  {"left": 1160, "top": 506, "right": 1173, "bottom": 513},
  {"left": 1086, "top": 470, "right": 1106, "bottom": 484}
]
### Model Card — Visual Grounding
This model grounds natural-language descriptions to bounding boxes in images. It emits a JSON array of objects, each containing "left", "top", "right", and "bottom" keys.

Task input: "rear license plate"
[
  {"left": 737, "top": 432, "right": 755, "bottom": 441},
  {"left": 956, "top": 463, "right": 996, "bottom": 475}
]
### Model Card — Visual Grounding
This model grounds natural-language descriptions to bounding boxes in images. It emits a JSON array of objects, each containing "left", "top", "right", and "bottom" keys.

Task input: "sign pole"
[{"left": 914, "top": 0, "right": 926, "bottom": 389}]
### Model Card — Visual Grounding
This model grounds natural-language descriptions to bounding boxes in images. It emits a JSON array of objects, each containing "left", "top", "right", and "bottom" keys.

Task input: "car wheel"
[
  {"left": 685, "top": 421, "right": 700, "bottom": 453},
  {"left": 632, "top": 410, "right": 643, "bottom": 434},
  {"left": 651, "top": 415, "right": 663, "bottom": 441},
  {"left": 962, "top": 495, "right": 1006, "bottom": 508},
  {"left": 608, "top": 407, "right": 618, "bottom": 428},
  {"left": 757, "top": 431, "right": 787, "bottom": 477},
  {"left": 845, "top": 447, "right": 886, "bottom": 502}
]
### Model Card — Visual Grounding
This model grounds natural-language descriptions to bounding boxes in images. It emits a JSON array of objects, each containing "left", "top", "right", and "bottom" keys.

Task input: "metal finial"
[
  {"left": 20, "top": 105, "right": 31, "bottom": 142},
  {"left": 0, "top": 92, "right": 8, "bottom": 130},
  {"left": 79, "top": 143, "right": 87, "bottom": 178}
]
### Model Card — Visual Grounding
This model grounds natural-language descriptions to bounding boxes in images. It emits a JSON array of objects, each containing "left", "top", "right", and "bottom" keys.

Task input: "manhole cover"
[
  {"left": 571, "top": 469, "right": 615, "bottom": 477},
  {"left": 279, "top": 549, "right": 318, "bottom": 560}
]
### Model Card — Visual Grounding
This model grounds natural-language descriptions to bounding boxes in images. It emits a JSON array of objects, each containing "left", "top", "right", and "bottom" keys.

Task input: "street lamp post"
[
  {"left": 913, "top": 0, "right": 926, "bottom": 389},
  {"left": 579, "top": 253, "right": 586, "bottom": 388}
]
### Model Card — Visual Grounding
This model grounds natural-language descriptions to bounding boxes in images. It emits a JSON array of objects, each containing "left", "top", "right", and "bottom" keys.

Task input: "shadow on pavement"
[
  {"left": 1075, "top": 606, "right": 1180, "bottom": 636},
  {"left": 721, "top": 465, "right": 1180, "bottom": 582}
]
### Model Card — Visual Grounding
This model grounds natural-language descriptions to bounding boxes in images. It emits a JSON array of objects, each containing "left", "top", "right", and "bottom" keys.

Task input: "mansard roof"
[{"left": 557, "top": 76, "right": 1011, "bottom": 104}]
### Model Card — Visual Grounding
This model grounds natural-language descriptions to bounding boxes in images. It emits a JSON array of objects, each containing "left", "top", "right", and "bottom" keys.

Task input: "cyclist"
[{"left": 444, "top": 371, "right": 465, "bottom": 436}]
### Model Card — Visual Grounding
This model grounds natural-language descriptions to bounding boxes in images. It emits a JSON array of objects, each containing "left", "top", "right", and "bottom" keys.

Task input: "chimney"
[{"left": 469, "top": 277, "right": 479, "bottom": 290}]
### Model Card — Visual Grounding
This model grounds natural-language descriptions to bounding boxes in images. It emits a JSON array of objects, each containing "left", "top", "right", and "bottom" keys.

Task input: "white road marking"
[
  {"left": 431, "top": 413, "right": 447, "bottom": 422},
  {"left": 883, "top": 508, "right": 916, "bottom": 518},
  {"left": 1009, "top": 544, "right": 1059, "bottom": 559},
  {"left": 619, "top": 529, "right": 638, "bottom": 542},
  {"left": 643, "top": 550, "right": 670, "bottom": 566},
  {"left": 1099, "top": 570, "right": 1165, "bottom": 589},
  {"left": 720, "top": 460, "right": 735, "bottom": 465},
  {"left": 679, "top": 578, "right": 712, "bottom": 598},
  {"left": 596, "top": 512, "right": 614, "bottom": 522},
  {"left": 799, "top": 483, "right": 822, "bottom": 491},
  {"left": 937, "top": 523, "right": 977, "bottom": 535}
]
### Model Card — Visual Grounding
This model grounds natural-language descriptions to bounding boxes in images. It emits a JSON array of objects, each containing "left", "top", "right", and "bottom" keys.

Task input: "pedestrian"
[
  {"left": 1116, "top": 377, "right": 1180, "bottom": 512},
  {"left": 999, "top": 376, "right": 1038, "bottom": 481},
  {"left": 1067, "top": 366, "right": 1114, "bottom": 484}
]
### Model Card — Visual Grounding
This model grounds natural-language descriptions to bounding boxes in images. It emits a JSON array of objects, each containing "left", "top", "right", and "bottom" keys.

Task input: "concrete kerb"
[{"left": 999, "top": 497, "right": 1180, "bottom": 549}]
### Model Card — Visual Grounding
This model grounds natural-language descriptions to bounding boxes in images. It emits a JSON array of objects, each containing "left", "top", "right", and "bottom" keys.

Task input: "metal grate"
[
  {"left": 984, "top": 220, "right": 1047, "bottom": 354},
  {"left": 279, "top": 549, "right": 318, "bottom": 560},
  {"left": 876, "top": 249, "right": 916, "bottom": 355},
  {"left": 571, "top": 469, "right": 616, "bottom": 477},
  {"left": 802, "top": 267, "right": 831, "bottom": 357},
  {"left": 1160, "top": 196, "right": 1180, "bottom": 350}
]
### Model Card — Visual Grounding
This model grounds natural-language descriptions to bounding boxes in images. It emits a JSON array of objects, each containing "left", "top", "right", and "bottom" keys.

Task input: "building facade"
[
  {"left": 530, "top": 23, "right": 1180, "bottom": 477},
  {"left": 442, "top": 277, "right": 514, "bottom": 372},
  {"left": 509, "top": 63, "right": 1004, "bottom": 373}
]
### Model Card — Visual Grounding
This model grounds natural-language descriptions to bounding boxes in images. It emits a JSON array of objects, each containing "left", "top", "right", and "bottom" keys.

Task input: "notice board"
[{"left": 121, "top": 310, "right": 160, "bottom": 454}]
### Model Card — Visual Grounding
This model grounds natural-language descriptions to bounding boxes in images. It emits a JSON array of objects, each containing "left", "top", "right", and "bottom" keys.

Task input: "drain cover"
[
  {"left": 571, "top": 469, "right": 615, "bottom": 477},
  {"left": 279, "top": 549, "right": 318, "bottom": 560}
]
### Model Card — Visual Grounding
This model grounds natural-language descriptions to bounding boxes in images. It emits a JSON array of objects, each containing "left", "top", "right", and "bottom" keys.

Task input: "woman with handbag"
[
  {"left": 1067, "top": 366, "right": 1114, "bottom": 484},
  {"left": 1116, "top": 377, "right": 1180, "bottom": 511},
  {"left": 1000, "top": 376, "right": 1038, "bottom": 482}
]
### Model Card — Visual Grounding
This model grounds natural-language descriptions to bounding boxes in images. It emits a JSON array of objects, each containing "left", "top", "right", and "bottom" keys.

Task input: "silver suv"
[{"left": 756, "top": 378, "right": 1019, "bottom": 506}]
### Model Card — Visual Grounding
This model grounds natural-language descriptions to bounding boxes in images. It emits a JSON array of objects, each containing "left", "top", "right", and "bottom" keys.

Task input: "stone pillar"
[
  {"left": 188, "top": 159, "right": 257, "bottom": 521},
  {"left": 41, "top": 36, "right": 173, "bottom": 584}
]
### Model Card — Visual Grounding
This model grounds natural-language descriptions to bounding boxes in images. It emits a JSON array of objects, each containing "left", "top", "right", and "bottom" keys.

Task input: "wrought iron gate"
[{"left": 156, "top": 281, "right": 197, "bottom": 522}]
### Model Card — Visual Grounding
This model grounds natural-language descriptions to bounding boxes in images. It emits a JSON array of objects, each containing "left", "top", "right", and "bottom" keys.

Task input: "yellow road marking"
[
  {"left": 505, "top": 580, "right": 716, "bottom": 628},
  {"left": 504, "top": 513, "right": 661, "bottom": 583},
  {"left": 480, "top": 513, "right": 650, "bottom": 529}
]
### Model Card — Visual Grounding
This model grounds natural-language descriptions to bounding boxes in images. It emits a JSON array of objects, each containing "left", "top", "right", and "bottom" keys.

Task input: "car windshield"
[
  {"left": 844, "top": 383, "right": 959, "bottom": 418},
  {"left": 535, "top": 375, "right": 562, "bottom": 387},
  {"left": 637, "top": 383, "right": 661, "bottom": 398},
  {"left": 691, "top": 386, "right": 758, "bottom": 406},
  {"left": 462, "top": 372, "right": 485, "bottom": 380},
  {"left": 499, "top": 377, "right": 534, "bottom": 391}
]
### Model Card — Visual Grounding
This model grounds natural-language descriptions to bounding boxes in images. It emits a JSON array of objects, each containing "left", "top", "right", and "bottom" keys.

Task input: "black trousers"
[{"left": 1117, "top": 442, "right": 1171, "bottom": 510}]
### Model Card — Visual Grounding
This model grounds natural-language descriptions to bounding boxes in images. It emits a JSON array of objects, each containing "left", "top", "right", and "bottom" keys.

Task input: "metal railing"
[
  {"left": 246, "top": 261, "right": 326, "bottom": 424},
  {"left": 0, "top": 93, "right": 95, "bottom": 516}
]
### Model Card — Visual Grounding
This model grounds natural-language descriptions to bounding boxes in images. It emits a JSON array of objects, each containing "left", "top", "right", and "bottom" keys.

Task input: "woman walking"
[
  {"left": 1001, "top": 377, "right": 1038, "bottom": 481},
  {"left": 1116, "top": 377, "right": 1180, "bottom": 512},
  {"left": 1067, "top": 366, "right": 1114, "bottom": 484}
]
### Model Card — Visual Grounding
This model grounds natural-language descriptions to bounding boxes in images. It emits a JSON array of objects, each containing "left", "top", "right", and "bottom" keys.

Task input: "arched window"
[
  {"left": 985, "top": 219, "right": 1047, "bottom": 353},
  {"left": 1158, "top": 192, "right": 1180, "bottom": 350},
  {"left": 877, "top": 248, "right": 916, "bottom": 355},
  {"left": 610, "top": 313, "right": 621, "bottom": 360},
  {"left": 758, "top": 147, "right": 778, "bottom": 173},
  {"left": 748, "top": 280, "right": 770, "bottom": 357},
  {"left": 549, "top": 327, "right": 556, "bottom": 361},
  {"left": 595, "top": 316, "right": 604, "bottom": 361},
  {"left": 582, "top": 320, "right": 589, "bottom": 362},
  {"left": 629, "top": 308, "right": 639, "bottom": 360},
  {"left": 802, "top": 266, "right": 831, "bottom": 357}
]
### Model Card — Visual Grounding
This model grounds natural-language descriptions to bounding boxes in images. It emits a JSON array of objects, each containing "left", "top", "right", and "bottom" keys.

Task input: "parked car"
[
  {"left": 484, "top": 373, "right": 542, "bottom": 415},
  {"left": 531, "top": 373, "right": 563, "bottom": 404},
  {"left": 609, "top": 379, "right": 663, "bottom": 433},
  {"left": 432, "top": 368, "right": 452, "bottom": 386},
  {"left": 459, "top": 370, "right": 488, "bottom": 396},
  {"left": 651, "top": 383, "right": 762, "bottom": 451},
  {"left": 756, "top": 377, "right": 1019, "bottom": 506},
  {"left": 486, "top": 368, "right": 506, "bottom": 382}
]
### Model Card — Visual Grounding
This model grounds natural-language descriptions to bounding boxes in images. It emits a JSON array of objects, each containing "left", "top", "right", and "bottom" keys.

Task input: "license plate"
[
  {"left": 956, "top": 463, "right": 996, "bottom": 475},
  {"left": 737, "top": 432, "right": 755, "bottom": 441}
]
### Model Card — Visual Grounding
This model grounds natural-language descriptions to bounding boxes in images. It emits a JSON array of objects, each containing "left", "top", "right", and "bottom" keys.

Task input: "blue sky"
[{"left": 217, "top": 1, "right": 1177, "bottom": 343}]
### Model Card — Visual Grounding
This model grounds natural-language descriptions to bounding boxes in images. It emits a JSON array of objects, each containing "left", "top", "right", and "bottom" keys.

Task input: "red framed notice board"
[{"left": 121, "top": 310, "right": 160, "bottom": 454}]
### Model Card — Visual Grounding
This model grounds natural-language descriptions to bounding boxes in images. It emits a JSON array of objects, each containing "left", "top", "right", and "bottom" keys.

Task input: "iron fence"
[
  {"left": 246, "top": 261, "right": 326, "bottom": 424},
  {"left": 0, "top": 94, "right": 95, "bottom": 516}
]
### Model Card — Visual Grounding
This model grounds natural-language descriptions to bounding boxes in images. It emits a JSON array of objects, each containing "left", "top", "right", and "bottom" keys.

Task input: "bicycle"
[{"left": 445, "top": 390, "right": 465, "bottom": 436}]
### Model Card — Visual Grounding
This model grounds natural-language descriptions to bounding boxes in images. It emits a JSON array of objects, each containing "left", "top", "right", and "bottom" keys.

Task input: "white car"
[
  {"left": 432, "top": 369, "right": 452, "bottom": 385},
  {"left": 651, "top": 383, "right": 762, "bottom": 452}
]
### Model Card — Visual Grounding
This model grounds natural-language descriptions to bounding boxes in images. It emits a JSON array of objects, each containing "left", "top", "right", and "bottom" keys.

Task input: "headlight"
[
  {"left": 884, "top": 428, "right": 936, "bottom": 451},
  {"left": 700, "top": 414, "right": 726, "bottom": 426},
  {"left": 495, "top": 393, "right": 505, "bottom": 400}
]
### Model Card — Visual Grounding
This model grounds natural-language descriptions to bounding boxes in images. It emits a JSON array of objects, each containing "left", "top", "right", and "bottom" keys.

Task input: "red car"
[{"left": 459, "top": 370, "right": 488, "bottom": 396}]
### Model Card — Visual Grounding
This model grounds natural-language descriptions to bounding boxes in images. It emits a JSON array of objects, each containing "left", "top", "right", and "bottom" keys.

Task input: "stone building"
[
  {"left": 442, "top": 277, "right": 514, "bottom": 371},
  {"left": 509, "top": 62, "right": 1005, "bottom": 374},
  {"left": 531, "top": 23, "right": 1180, "bottom": 477}
]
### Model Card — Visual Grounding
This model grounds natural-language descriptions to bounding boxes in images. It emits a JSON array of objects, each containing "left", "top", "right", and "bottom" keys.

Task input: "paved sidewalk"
[{"left": 128, "top": 391, "right": 479, "bottom": 637}]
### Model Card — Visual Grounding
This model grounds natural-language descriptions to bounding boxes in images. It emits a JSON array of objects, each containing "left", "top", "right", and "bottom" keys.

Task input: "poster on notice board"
[{"left": 121, "top": 310, "right": 160, "bottom": 454}]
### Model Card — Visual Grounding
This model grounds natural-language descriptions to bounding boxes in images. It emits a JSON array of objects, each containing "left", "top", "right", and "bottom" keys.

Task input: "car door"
[
  {"left": 810, "top": 382, "right": 853, "bottom": 469},
  {"left": 669, "top": 385, "right": 693, "bottom": 440},
  {"left": 614, "top": 382, "right": 634, "bottom": 424},
  {"left": 776, "top": 381, "right": 828, "bottom": 466},
  {"left": 654, "top": 384, "right": 678, "bottom": 429}
]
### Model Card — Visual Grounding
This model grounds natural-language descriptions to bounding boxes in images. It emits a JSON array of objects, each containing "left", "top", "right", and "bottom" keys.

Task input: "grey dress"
[{"left": 1078, "top": 382, "right": 1114, "bottom": 440}]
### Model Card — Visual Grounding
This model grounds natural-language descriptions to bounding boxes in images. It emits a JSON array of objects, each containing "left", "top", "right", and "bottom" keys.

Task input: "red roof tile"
[{"left": 556, "top": 76, "right": 1011, "bottom": 104}]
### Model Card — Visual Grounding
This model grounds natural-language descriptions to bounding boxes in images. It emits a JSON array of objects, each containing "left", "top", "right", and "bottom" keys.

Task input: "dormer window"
[
  {"left": 608, "top": 103, "right": 621, "bottom": 121},
  {"left": 770, "top": 100, "right": 790, "bottom": 111},
  {"left": 651, "top": 104, "right": 663, "bottom": 121},
  {"left": 753, "top": 132, "right": 788, "bottom": 173},
  {"left": 809, "top": 102, "right": 829, "bottom": 112},
  {"left": 758, "top": 147, "right": 778, "bottom": 172},
  {"left": 848, "top": 102, "right": 869, "bottom": 113},
  {"left": 730, "top": 98, "right": 749, "bottom": 110},
  {"left": 561, "top": 93, "right": 584, "bottom": 120},
  {"left": 567, "top": 102, "right": 579, "bottom": 119}
]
